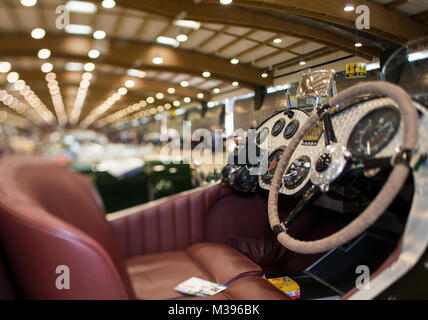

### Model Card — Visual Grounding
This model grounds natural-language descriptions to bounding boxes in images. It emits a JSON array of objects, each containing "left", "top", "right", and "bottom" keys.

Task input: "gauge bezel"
[
  {"left": 260, "top": 146, "right": 286, "bottom": 185},
  {"left": 283, "top": 119, "right": 300, "bottom": 140},
  {"left": 272, "top": 118, "right": 286, "bottom": 137},
  {"left": 347, "top": 106, "right": 401, "bottom": 158}
]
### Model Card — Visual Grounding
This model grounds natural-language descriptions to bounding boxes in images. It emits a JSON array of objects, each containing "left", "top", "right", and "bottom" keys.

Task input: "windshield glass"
[{"left": 381, "top": 36, "right": 428, "bottom": 106}]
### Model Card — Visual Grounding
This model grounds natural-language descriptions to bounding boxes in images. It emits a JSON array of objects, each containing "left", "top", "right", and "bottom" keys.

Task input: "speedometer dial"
[{"left": 348, "top": 107, "right": 401, "bottom": 158}]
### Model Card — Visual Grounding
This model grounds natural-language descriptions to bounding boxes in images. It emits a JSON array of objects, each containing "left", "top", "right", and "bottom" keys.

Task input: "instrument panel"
[{"left": 256, "top": 98, "right": 428, "bottom": 196}]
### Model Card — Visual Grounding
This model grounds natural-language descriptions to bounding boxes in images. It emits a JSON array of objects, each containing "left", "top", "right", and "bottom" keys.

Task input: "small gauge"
[
  {"left": 261, "top": 148, "right": 285, "bottom": 185},
  {"left": 283, "top": 156, "right": 311, "bottom": 190},
  {"left": 284, "top": 119, "right": 300, "bottom": 139},
  {"left": 256, "top": 127, "right": 269, "bottom": 145},
  {"left": 348, "top": 107, "right": 401, "bottom": 158},
  {"left": 272, "top": 118, "right": 286, "bottom": 136}
]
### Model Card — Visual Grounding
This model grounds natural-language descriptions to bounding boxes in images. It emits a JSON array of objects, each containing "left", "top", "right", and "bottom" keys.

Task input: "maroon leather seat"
[{"left": 0, "top": 156, "right": 290, "bottom": 300}]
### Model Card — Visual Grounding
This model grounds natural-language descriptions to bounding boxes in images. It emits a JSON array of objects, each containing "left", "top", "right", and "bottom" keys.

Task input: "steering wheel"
[{"left": 268, "top": 82, "right": 419, "bottom": 254}]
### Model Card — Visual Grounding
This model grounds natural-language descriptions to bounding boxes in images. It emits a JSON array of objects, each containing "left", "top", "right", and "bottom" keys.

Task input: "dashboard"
[{"left": 255, "top": 97, "right": 428, "bottom": 196}]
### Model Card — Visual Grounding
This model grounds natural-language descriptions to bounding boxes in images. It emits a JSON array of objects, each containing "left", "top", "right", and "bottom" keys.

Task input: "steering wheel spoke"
[
  {"left": 347, "top": 157, "right": 392, "bottom": 175},
  {"left": 282, "top": 184, "right": 321, "bottom": 228}
]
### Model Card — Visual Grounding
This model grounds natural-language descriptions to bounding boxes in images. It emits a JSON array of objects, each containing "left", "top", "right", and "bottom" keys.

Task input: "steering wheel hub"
[
  {"left": 311, "top": 144, "right": 351, "bottom": 187},
  {"left": 315, "top": 153, "right": 332, "bottom": 172}
]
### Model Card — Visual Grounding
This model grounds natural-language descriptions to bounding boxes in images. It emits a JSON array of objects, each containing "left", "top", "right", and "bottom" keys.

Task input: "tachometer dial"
[
  {"left": 261, "top": 148, "right": 285, "bottom": 185},
  {"left": 348, "top": 107, "right": 400, "bottom": 158}
]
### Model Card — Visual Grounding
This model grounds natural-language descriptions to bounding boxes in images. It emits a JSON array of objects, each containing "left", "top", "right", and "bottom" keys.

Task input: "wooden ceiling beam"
[
  {"left": 384, "top": 0, "right": 408, "bottom": 10},
  {"left": 0, "top": 33, "right": 271, "bottom": 87},
  {"left": 112, "top": 0, "right": 379, "bottom": 60},
  {"left": 217, "top": 30, "right": 255, "bottom": 54},
  {"left": 272, "top": 47, "right": 336, "bottom": 71},
  {"left": 254, "top": 40, "right": 307, "bottom": 64},
  {"left": 212, "top": 0, "right": 428, "bottom": 44}
]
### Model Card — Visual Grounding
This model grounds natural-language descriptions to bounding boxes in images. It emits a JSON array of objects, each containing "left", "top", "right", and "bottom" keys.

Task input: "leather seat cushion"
[
  {"left": 178, "top": 276, "right": 292, "bottom": 300},
  {"left": 126, "top": 243, "right": 264, "bottom": 300}
]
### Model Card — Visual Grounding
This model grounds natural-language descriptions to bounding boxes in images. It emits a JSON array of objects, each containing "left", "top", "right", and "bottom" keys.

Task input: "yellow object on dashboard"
[
  {"left": 346, "top": 62, "right": 367, "bottom": 78},
  {"left": 267, "top": 276, "right": 300, "bottom": 299}
]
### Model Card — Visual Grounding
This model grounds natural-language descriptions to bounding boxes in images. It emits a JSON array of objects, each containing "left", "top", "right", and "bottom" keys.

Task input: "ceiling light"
[
  {"left": 82, "top": 72, "right": 92, "bottom": 81},
  {"left": 273, "top": 38, "right": 282, "bottom": 44},
  {"left": 156, "top": 92, "right": 164, "bottom": 99},
  {"left": 167, "top": 87, "right": 176, "bottom": 94},
  {"left": 157, "top": 106, "right": 164, "bottom": 112},
  {"left": 64, "top": 62, "right": 83, "bottom": 71},
  {"left": 176, "top": 34, "right": 188, "bottom": 42},
  {"left": 183, "top": 97, "right": 191, "bottom": 103},
  {"left": 156, "top": 36, "right": 179, "bottom": 48},
  {"left": 146, "top": 97, "right": 155, "bottom": 104},
  {"left": 88, "top": 49, "right": 100, "bottom": 59},
  {"left": 45, "top": 73, "right": 56, "bottom": 81},
  {"left": 84, "top": 62, "right": 95, "bottom": 71},
  {"left": 230, "top": 58, "right": 239, "bottom": 64},
  {"left": 65, "top": 24, "right": 92, "bottom": 35},
  {"left": 20, "top": 0, "right": 37, "bottom": 7},
  {"left": 261, "top": 72, "right": 268, "bottom": 78},
  {"left": 38, "top": 49, "right": 51, "bottom": 59},
  {"left": 125, "top": 80, "right": 135, "bottom": 88},
  {"left": 344, "top": 1, "right": 355, "bottom": 12},
  {"left": 0, "top": 62, "right": 12, "bottom": 73},
  {"left": 202, "top": 71, "right": 211, "bottom": 78},
  {"left": 173, "top": 100, "right": 181, "bottom": 107},
  {"left": 232, "top": 81, "right": 239, "bottom": 87},
  {"left": 127, "top": 69, "right": 146, "bottom": 78},
  {"left": 118, "top": 87, "right": 127, "bottom": 95},
  {"left": 213, "top": 88, "right": 220, "bottom": 94},
  {"left": 41, "top": 62, "right": 53, "bottom": 73},
  {"left": 408, "top": 49, "right": 428, "bottom": 62},
  {"left": 164, "top": 103, "right": 171, "bottom": 110},
  {"left": 299, "top": 61, "right": 306, "bottom": 65},
  {"left": 366, "top": 62, "right": 381, "bottom": 71},
  {"left": 355, "top": 42, "right": 363, "bottom": 47},
  {"left": 173, "top": 20, "right": 201, "bottom": 30},
  {"left": 180, "top": 80, "right": 189, "bottom": 87},
  {"left": 101, "top": 0, "right": 115, "bottom": 9},
  {"left": 220, "top": 0, "right": 233, "bottom": 4},
  {"left": 66, "top": 1, "right": 97, "bottom": 14},
  {"left": 31, "top": 28, "right": 45, "bottom": 39},
  {"left": 153, "top": 57, "right": 163, "bottom": 65},
  {"left": 93, "top": 30, "right": 106, "bottom": 39},
  {"left": 197, "top": 93, "right": 204, "bottom": 99},
  {"left": 14, "top": 80, "right": 26, "bottom": 91},
  {"left": 7, "top": 72, "right": 19, "bottom": 83}
]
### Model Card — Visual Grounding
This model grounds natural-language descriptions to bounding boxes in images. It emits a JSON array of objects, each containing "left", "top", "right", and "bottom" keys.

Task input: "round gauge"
[
  {"left": 261, "top": 148, "right": 285, "bottom": 185},
  {"left": 284, "top": 120, "right": 300, "bottom": 139},
  {"left": 284, "top": 156, "right": 311, "bottom": 190},
  {"left": 272, "top": 118, "right": 286, "bottom": 136},
  {"left": 256, "top": 127, "right": 269, "bottom": 145},
  {"left": 348, "top": 107, "right": 401, "bottom": 158}
]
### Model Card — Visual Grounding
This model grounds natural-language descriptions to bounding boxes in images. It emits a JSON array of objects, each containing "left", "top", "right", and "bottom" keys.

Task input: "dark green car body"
[{"left": 71, "top": 161, "right": 196, "bottom": 213}]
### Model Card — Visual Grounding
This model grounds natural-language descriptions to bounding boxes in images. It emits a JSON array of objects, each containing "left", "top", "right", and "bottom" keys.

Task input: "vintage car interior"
[{"left": 0, "top": 0, "right": 427, "bottom": 301}]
